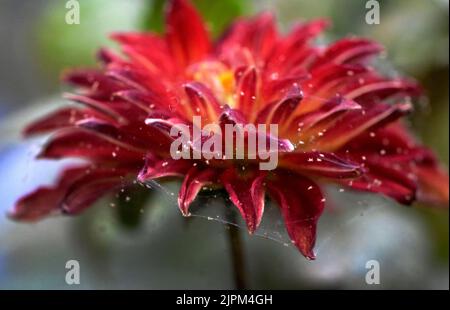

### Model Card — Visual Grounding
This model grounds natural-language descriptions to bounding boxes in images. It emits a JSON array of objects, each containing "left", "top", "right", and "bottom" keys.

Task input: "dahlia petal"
[
  {"left": 106, "top": 67, "right": 166, "bottom": 95},
  {"left": 294, "top": 96, "right": 361, "bottom": 131},
  {"left": 313, "top": 38, "right": 383, "bottom": 68},
  {"left": 220, "top": 46, "right": 256, "bottom": 69},
  {"left": 266, "top": 19, "right": 328, "bottom": 78},
  {"left": 76, "top": 118, "right": 119, "bottom": 137},
  {"left": 218, "top": 12, "right": 277, "bottom": 62},
  {"left": 9, "top": 188, "right": 65, "bottom": 222},
  {"left": 111, "top": 32, "right": 174, "bottom": 76},
  {"left": 256, "top": 85, "right": 303, "bottom": 126},
  {"left": 145, "top": 117, "right": 190, "bottom": 137},
  {"left": 62, "top": 70, "right": 124, "bottom": 99},
  {"left": 178, "top": 167, "right": 218, "bottom": 216},
  {"left": 38, "top": 129, "right": 144, "bottom": 162},
  {"left": 184, "top": 81, "right": 222, "bottom": 121},
  {"left": 121, "top": 45, "right": 171, "bottom": 77},
  {"left": 262, "top": 74, "right": 309, "bottom": 102},
  {"left": 97, "top": 47, "right": 123, "bottom": 65},
  {"left": 342, "top": 123, "right": 422, "bottom": 160},
  {"left": 368, "top": 156, "right": 417, "bottom": 190},
  {"left": 75, "top": 118, "right": 157, "bottom": 152},
  {"left": 23, "top": 108, "right": 86, "bottom": 137},
  {"left": 345, "top": 79, "right": 421, "bottom": 101},
  {"left": 218, "top": 105, "right": 294, "bottom": 156},
  {"left": 345, "top": 173, "right": 416, "bottom": 205},
  {"left": 416, "top": 164, "right": 449, "bottom": 206},
  {"left": 221, "top": 167, "right": 266, "bottom": 233},
  {"left": 64, "top": 93, "right": 128, "bottom": 125},
  {"left": 218, "top": 105, "right": 247, "bottom": 125},
  {"left": 236, "top": 67, "right": 258, "bottom": 118},
  {"left": 267, "top": 172, "right": 325, "bottom": 259},
  {"left": 244, "top": 12, "right": 277, "bottom": 61},
  {"left": 288, "top": 19, "right": 329, "bottom": 43},
  {"left": 138, "top": 157, "right": 192, "bottom": 182},
  {"left": 9, "top": 166, "right": 91, "bottom": 221},
  {"left": 281, "top": 151, "right": 363, "bottom": 179},
  {"left": 166, "top": 0, "right": 211, "bottom": 66},
  {"left": 266, "top": 19, "right": 329, "bottom": 70},
  {"left": 113, "top": 90, "right": 171, "bottom": 115},
  {"left": 312, "top": 103, "right": 412, "bottom": 151},
  {"left": 305, "top": 64, "right": 368, "bottom": 93},
  {"left": 111, "top": 32, "right": 166, "bottom": 48},
  {"left": 62, "top": 168, "right": 131, "bottom": 214}
]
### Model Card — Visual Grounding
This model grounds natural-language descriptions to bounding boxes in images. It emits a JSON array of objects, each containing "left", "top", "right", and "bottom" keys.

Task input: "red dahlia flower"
[{"left": 11, "top": 0, "right": 448, "bottom": 259}]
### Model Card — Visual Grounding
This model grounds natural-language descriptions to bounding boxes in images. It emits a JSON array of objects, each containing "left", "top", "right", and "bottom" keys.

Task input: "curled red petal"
[
  {"left": 345, "top": 173, "right": 417, "bottom": 205},
  {"left": 9, "top": 165, "right": 93, "bottom": 221},
  {"left": 62, "top": 168, "right": 133, "bottom": 214},
  {"left": 256, "top": 84, "right": 303, "bottom": 126},
  {"left": 218, "top": 105, "right": 247, "bottom": 126},
  {"left": 221, "top": 166, "right": 266, "bottom": 233},
  {"left": 178, "top": 167, "right": 219, "bottom": 216},
  {"left": 267, "top": 172, "right": 325, "bottom": 259},
  {"left": 138, "top": 156, "right": 192, "bottom": 181}
]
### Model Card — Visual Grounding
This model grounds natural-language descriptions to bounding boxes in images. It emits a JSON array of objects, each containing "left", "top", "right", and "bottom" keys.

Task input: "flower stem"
[{"left": 225, "top": 210, "right": 247, "bottom": 289}]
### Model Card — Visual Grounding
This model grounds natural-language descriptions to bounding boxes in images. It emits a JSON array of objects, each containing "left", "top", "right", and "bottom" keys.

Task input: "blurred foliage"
[
  {"left": 116, "top": 185, "right": 153, "bottom": 229},
  {"left": 36, "top": 0, "right": 145, "bottom": 78}
]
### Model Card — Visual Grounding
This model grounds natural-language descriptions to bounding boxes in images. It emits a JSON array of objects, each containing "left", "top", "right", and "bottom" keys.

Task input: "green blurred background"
[{"left": 0, "top": 0, "right": 448, "bottom": 289}]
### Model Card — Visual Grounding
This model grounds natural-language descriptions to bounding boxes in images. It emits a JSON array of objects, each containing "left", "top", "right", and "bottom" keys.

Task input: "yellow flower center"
[{"left": 187, "top": 61, "right": 236, "bottom": 108}]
